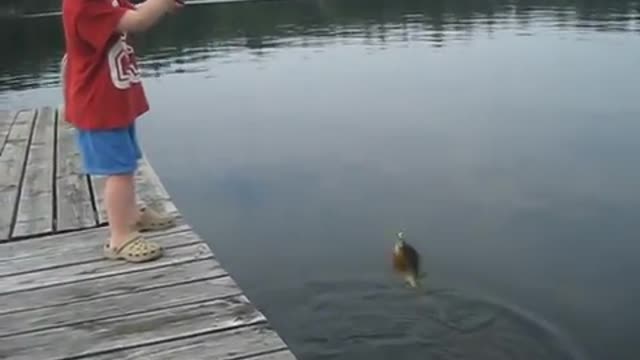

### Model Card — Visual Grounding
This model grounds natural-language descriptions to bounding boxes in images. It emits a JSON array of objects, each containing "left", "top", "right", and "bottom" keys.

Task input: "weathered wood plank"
[
  {"left": 0, "top": 110, "right": 10, "bottom": 124},
  {"left": 0, "top": 223, "right": 192, "bottom": 277},
  {"left": 0, "top": 295, "right": 267, "bottom": 360},
  {"left": 90, "top": 159, "right": 180, "bottom": 225},
  {"left": 0, "top": 242, "right": 214, "bottom": 295},
  {"left": 252, "top": 349, "right": 300, "bottom": 360},
  {"left": 0, "top": 106, "right": 298, "bottom": 360},
  {"left": 0, "top": 258, "right": 223, "bottom": 316},
  {"left": 12, "top": 106, "right": 56, "bottom": 238},
  {"left": 0, "top": 110, "right": 36, "bottom": 241},
  {"left": 0, "top": 275, "right": 241, "bottom": 337},
  {"left": 56, "top": 105, "right": 97, "bottom": 231},
  {"left": 90, "top": 174, "right": 107, "bottom": 223},
  {"left": 135, "top": 157, "right": 179, "bottom": 217},
  {"left": 90, "top": 324, "right": 292, "bottom": 360},
  {"left": 0, "top": 110, "right": 16, "bottom": 156}
]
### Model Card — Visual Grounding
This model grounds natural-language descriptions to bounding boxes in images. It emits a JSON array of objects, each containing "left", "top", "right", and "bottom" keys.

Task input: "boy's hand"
[{"left": 118, "top": 0, "right": 184, "bottom": 33}]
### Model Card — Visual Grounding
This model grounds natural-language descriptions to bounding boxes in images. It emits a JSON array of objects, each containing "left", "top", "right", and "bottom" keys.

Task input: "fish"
[{"left": 392, "top": 231, "right": 423, "bottom": 288}]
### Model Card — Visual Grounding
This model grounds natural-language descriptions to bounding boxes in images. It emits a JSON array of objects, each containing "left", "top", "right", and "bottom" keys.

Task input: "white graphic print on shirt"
[{"left": 107, "top": 33, "right": 141, "bottom": 90}]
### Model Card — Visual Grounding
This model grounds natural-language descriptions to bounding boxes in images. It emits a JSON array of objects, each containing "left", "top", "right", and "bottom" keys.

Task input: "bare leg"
[
  {"left": 133, "top": 193, "right": 144, "bottom": 225},
  {"left": 104, "top": 174, "right": 138, "bottom": 248}
]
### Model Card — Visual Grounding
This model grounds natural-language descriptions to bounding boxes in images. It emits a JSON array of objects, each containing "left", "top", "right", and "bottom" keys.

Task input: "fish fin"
[{"left": 405, "top": 275, "right": 418, "bottom": 288}]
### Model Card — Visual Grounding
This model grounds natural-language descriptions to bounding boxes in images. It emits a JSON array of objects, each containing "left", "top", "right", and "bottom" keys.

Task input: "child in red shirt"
[{"left": 62, "top": 0, "right": 183, "bottom": 262}]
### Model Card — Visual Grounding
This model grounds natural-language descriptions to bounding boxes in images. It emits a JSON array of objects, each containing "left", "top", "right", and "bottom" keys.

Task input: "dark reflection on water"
[
  {"left": 2, "top": 0, "right": 640, "bottom": 360},
  {"left": 1, "top": 0, "right": 640, "bottom": 91}
]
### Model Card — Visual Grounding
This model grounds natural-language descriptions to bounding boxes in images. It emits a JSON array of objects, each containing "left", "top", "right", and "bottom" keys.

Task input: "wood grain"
[
  {"left": 0, "top": 295, "right": 267, "bottom": 360},
  {"left": 90, "top": 158, "right": 180, "bottom": 225},
  {"left": 0, "top": 105, "right": 297, "bottom": 360},
  {"left": 89, "top": 174, "right": 107, "bottom": 223},
  {"left": 0, "top": 110, "right": 15, "bottom": 156},
  {"left": 135, "top": 157, "right": 179, "bottom": 217},
  {"left": 12, "top": 106, "right": 56, "bottom": 238},
  {"left": 0, "top": 275, "right": 241, "bottom": 337},
  {"left": 55, "top": 106, "right": 97, "bottom": 231},
  {"left": 251, "top": 349, "right": 300, "bottom": 360},
  {"left": 0, "top": 258, "right": 224, "bottom": 316},
  {"left": 0, "top": 110, "right": 11, "bottom": 124},
  {"left": 0, "top": 242, "right": 214, "bottom": 295},
  {"left": 0, "top": 110, "right": 36, "bottom": 241},
  {"left": 0, "top": 224, "right": 194, "bottom": 277},
  {"left": 90, "top": 324, "right": 292, "bottom": 360}
]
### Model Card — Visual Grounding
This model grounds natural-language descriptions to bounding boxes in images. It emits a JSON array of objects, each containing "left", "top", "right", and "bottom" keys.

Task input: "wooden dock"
[{"left": 0, "top": 106, "right": 297, "bottom": 360}]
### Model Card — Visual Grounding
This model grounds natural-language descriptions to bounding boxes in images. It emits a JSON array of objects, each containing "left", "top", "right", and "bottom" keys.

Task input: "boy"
[{"left": 62, "top": 0, "right": 183, "bottom": 262}]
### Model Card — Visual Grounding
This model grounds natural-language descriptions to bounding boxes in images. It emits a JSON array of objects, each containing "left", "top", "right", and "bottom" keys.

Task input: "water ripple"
[{"left": 284, "top": 279, "right": 589, "bottom": 360}]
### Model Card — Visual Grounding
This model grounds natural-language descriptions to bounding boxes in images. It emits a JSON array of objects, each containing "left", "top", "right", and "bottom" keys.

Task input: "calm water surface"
[{"left": 2, "top": 0, "right": 640, "bottom": 359}]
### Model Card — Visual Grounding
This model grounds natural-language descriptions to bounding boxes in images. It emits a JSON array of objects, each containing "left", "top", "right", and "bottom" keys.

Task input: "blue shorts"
[{"left": 75, "top": 123, "right": 142, "bottom": 176}]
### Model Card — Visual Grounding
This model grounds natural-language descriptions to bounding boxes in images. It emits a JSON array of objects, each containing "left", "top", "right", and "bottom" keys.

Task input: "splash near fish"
[{"left": 392, "top": 231, "right": 424, "bottom": 288}]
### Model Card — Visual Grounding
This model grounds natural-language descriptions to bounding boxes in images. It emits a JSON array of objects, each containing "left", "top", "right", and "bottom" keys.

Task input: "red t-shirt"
[{"left": 62, "top": 0, "right": 149, "bottom": 130}]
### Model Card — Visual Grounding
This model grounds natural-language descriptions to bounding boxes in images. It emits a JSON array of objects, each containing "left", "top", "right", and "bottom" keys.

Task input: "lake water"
[{"left": 2, "top": 0, "right": 640, "bottom": 359}]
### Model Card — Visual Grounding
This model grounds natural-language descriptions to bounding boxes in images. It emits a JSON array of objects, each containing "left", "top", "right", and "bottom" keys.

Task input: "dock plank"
[
  {"left": 253, "top": 349, "right": 300, "bottom": 360},
  {"left": 89, "top": 174, "right": 107, "bottom": 223},
  {"left": 0, "top": 275, "right": 241, "bottom": 337},
  {"left": 0, "top": 110, "right": 36, "bottom": 241},
  {"left": 55, "top": 106, "right": 97, "bottom": 231},
  {"left": 0, "top": 110, "right": 15, "bottom": 156},
  {"left": 136, "top": 157, "right": 179, "bottom": 217},
  {"left": 0, "top": 258, "right": 223, "bottom": 316},
  {"left": 0, "top": 223, "right": 192, "bottom": 277},
  {"left": 0, "top": 110, "right": 11, "bottom": 124},
  {"left": 90, "top": 324, "right": 292, "bottom": 360},
  {"left": 12, "top": 106, "right": 56, "bottom": 238},
  {"left": 0, "top": 106, "right": 298, "bottom": 360},
  {"left": 0, "top": 241, "right": 215, "bottom": 295},
  {"left": 90, "top": 158, "right": 180, "bottom": 225},
  {"left": 0, "top": 295, "right": 267, "bottom": 360}
]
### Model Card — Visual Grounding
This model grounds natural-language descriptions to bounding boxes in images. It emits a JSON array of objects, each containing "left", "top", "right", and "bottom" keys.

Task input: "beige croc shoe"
[
  {"left": 104, "top": 231, "right": 163, "bottom": 262},
  {"left": 135, "top": 206, "right": 176, "bottom": 232}
]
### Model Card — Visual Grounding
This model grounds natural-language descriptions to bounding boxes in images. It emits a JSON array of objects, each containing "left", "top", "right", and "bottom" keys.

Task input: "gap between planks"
[
  {"left": 0, "top": 106, "right": 299, "bottom": 360},
  {"left": 0, "top": 109, "right": 37, "bottom": 241},
  {"left": 0, "top": 295, "right": 270, "bottom": 360},
  {"left": 89, "top": 156, "right": 181, "bottom": 225},
  {"left": 3, "top": 106, "right": 182, "bottom": 239},
  {"left": 87, "top": 327, "right": 295, "bottom": 360},
  {"left": 0, "top": 275, "right": 242, "bottom": 337},
  {"left": 0, "top": 255, "right": 225, "bottom": 316},
  {"left": 0, "top": 229, "right": 214, "bottom": 296},
  {"left": 0, "top": 223, "right": 193, "bottom": 278},
  {"left": 0, "top": 110, "right": 18, "bottom": 156},
  {"left": 12, "top": 106, "right": 56, "bottom": 238},
  {"left": 55, "top": 105, "right": 96, "bottom": 232}
]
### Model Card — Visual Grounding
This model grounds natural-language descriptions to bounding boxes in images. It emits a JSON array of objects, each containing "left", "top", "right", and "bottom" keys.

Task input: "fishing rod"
[{"left": 20, "top": 0, "right": 251, "bottom": 19}]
